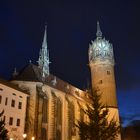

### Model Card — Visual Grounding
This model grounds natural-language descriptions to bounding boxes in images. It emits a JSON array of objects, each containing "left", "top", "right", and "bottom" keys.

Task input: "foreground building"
[
  {"left": 0, "top": 79, "right": 28, "bottom": 139},
  {"left": 10, "top": 22, "right": 120, "bottom": 140}
]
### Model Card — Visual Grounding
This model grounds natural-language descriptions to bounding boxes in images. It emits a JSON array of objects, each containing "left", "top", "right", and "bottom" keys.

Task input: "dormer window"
[{"left": 0, "top": 88, "right": 3, "bottom": 91}]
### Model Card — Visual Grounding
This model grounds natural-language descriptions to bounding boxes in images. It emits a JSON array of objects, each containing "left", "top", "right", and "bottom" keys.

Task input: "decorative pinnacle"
[
  {"left": 38, "top": 24, "right": 50, "bottom": 78},
  {"left": 96, "top": 21, "right": 102, "bottom": 38}
]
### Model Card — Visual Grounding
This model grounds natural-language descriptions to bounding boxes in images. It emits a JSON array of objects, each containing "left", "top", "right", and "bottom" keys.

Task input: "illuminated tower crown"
[
  {"left": 89, "top": 21, "right": 117, "bottom": 107},
  {"left": 89, "top": 21, "right": 121, "bottom": 140},
  {"left": 89, "top": 21, "right": 114, "bottom": 66}
]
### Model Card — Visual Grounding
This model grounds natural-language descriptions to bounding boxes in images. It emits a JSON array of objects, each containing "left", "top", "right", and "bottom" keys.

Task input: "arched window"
[
  {"left": 51, "top": 92, "right": 62, "bottom": 140},
  {"left": 41, "top": 96, "right": 48, "bottom": 140},
  {"left": 67, "top": 101, "right": 75, "bottom": 140},
  {"left": 56, "top": 98, "right": 62, "bottom": 140},
  {"left": 80, "top": 108, "right": 84, "bottom": 122}
]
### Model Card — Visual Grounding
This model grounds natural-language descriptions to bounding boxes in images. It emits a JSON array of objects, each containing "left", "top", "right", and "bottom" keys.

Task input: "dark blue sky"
[{"left": 0, "top": 0, "right": 140, "bottom": 126}]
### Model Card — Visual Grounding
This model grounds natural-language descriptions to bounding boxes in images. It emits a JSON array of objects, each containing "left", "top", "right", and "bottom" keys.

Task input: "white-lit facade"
[{"left": 0, "top": 81, "right": 28, "bottom": 139}]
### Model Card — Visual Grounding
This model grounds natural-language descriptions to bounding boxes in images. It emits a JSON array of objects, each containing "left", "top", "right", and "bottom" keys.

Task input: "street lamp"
[
  {"left": 31, "top": 136, "right": 35, "bottom": 140},
  {"left": 10, "top": 138, "right": 13, "bottom": 140},
  {"left": 23, "top": 134, "right": 27, "bottom": 139}
]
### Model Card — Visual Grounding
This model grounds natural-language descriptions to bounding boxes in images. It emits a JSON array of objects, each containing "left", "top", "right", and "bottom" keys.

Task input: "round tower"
[
  {"left": 89, "top": 21, "right": 117, "bottom": 107},
  {"left": 89, "top": 23, "right": 121, "bottom": 140}
]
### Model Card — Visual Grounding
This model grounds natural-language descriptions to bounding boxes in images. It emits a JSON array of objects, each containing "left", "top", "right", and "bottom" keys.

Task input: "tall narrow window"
[
  {"left": 68, "top": 101, "right": 75, "bottom": 140},
  {"left": 4, "top": 116, "right": 6, "bottom": 121},
  {"left": 56, "top": 98, "right": 62, "bottom": 140},
  {"left": 0, "top": 96, "right": 2, "bottom": 104},
  {"left": 11, "top": 99, "right": 15, "bottom": 107},
  {"left": 107, "top": 71, "right": 111, "bottom": 75},
  {"left": 9, "top": 117, "right": 13, "bottom": 125},
  {"left": 5, "top": 97, "right": 8, "bottom": 105},
  {"left": 16, "top": 119, "right": 20, "bottom": 126},
  {"left": 80, "top": 108, "right": 84, "bottom": 122},
  {"left": 18, "top": 102, "right": 22, "bottom": 109}
]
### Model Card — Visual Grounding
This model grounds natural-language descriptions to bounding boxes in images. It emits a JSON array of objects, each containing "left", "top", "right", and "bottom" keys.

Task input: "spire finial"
[
  {"left": 38, "top": 24, "right": 50, "bottom": 78},
  {"left": 12, "top": 67, "right": 18, "bottom": 78},
  {"left": 96, "top": 21, "right": 102, "bottom": 38}
]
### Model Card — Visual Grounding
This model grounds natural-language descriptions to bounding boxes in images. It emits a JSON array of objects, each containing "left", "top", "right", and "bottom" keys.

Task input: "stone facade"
[
  {"left": 3, "top": 22, "right": 121, "bottom": 140},
  {"left": 11, "top": 79, "right": 89, "bottom": 140},
  {"left": 0, "top": 79, "right": 28, "bottom": 140}
]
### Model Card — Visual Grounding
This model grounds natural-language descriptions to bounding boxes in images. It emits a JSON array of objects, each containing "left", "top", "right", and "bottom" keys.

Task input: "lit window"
[
  {"left": 11, "top": 100, "right": 15, "bottom": 107},
  {"left": 16, "top": 119, "right": 20, "bottom": 126},
  {"left": 0, "top": 96, "right": 2, "bottom": 104},
  {"left": 5, "top": 97, "right": 8, "bottom": 105},
  {"left": 107, "top": 71, "right": 110, "bottom": 75},
  {"left": 9, "top": 117, "right": 13, "bottom": 125},
  {"left": 18, "top": 102, "right": 22, "bottom": 109}
]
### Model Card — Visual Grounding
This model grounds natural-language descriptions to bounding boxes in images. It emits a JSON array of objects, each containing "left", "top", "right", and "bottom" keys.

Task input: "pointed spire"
[
  {"left": 38, "top": 24, "right": 50, "bottom": 78},
  {"left": 96, "top": 21, "right": 102, "bottom": 38},
  {"left": 12, "top": 67, "right": 18, "bottom": 78}
]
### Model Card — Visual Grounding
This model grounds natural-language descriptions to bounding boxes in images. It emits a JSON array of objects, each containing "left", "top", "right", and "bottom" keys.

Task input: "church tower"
[
  {"left": 89, "top": 21, "right": 117, "bottom": 106},
  {"left": 89, "top": 22, "right": 120, "bottom": 139}
]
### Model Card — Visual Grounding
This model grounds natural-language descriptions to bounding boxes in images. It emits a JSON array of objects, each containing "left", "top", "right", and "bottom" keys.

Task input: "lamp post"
[{"left": 31, "top": 136, "right": 35, "bottom": 140}]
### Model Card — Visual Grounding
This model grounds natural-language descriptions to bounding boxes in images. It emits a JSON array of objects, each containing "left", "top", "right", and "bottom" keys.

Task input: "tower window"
[
  {"left": 16, "top": 119, "right": 20, "bottom": 126},
  {"left": 99, "top": 80, "right": 103, "bottom": 84},
  {"left": 18, "top": 102, "right": 22, "bottom": 109},
  {"left": 9, "top": 117, "right": 13, "bottom": 125},
  {"left": 107, "top": 71, "right": 110, "bottom": 75},
  {"left": 11, "top": 99, "right": 15, "bottom": 107},
  {"left": 5, "top": 97, "right": 8, "bottom": 105}
]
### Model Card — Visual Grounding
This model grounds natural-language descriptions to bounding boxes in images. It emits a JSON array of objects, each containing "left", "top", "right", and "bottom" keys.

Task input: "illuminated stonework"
[
  {"left": 38, "top": 25, "right": 50, "bottom": 78},
  {"left": 89, "top": 22, "right": 114, "bottom": 65},
  {"left": 89, "top": 22, "right": 121, "bottom": 140},
  {"left": 4, "top": 22, "right": 121, "bottom": 140}
]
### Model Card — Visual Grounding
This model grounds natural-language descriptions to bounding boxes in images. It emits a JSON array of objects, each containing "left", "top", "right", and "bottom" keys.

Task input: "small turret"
[{"left": 12, "top": 67, "right": 18, "bottom": 78}]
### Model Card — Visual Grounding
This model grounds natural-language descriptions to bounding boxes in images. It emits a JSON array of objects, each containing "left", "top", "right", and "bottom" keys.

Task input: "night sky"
[{"left": 0, "top": 0, "right": 140, "bottom": 126}]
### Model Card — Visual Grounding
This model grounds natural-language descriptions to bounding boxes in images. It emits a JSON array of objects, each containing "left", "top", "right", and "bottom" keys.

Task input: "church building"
[{"left": 9, "top": 22, "right": 120, "bottom": 140}]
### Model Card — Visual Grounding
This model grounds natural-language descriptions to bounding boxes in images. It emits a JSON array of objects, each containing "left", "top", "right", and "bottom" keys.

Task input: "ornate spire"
[
  {"left": 38, "top": 25, "right": 50, "bottom": 78},
  {"left": 96, "top": 21, "right": 102, "bottom": 38}
]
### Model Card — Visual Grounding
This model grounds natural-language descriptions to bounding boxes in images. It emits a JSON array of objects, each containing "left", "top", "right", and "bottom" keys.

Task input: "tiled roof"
[
  {"left": 0, "top": 78, "right": 29, "bottom": 94},
  {"left": 11, "top": 63, "right": 90, "bottom": 101}
]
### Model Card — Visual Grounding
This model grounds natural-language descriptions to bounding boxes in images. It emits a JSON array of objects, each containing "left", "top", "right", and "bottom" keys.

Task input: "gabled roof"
[
  {"left": 0, "top": 78, "right": 29, "bottom": 94},
  {"left": 12, "top": 63, "right": 42, "bottom": 81},
  {"left": 11, "top": 63, "right": 89, "bottom": 101}
]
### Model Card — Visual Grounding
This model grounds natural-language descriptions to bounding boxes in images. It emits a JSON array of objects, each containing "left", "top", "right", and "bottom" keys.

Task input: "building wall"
[
  {"left": 0, "top": 83, "right": 28, "bottom": 140},
  {"left": 12, "top": 80, "right": 88, "bottom": 140}
]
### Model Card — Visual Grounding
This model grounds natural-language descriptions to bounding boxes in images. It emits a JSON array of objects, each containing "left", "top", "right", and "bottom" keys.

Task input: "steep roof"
[
  {"left": 11, "top": 63, "right": 89, "bottom": 101},
  {"left": 0, "top": 78, "right": 29, "bottom": 94}
]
